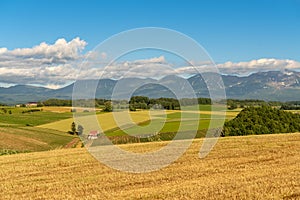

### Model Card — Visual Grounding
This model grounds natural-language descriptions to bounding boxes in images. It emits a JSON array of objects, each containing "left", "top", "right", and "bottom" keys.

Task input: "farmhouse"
[
  {"left": 87, "top": 130, "right": 99, "bottom": 140},
  {"left": 26, "top": 102, "right": 38, "bottom": 107}
]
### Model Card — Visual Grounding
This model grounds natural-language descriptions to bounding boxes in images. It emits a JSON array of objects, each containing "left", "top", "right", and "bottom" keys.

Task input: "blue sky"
[
  {"left": 0, "top": 0, "right": 300, "bottom": 88},
  {"left": 0, "top": 0, "right": 299, "bottom": 62}
]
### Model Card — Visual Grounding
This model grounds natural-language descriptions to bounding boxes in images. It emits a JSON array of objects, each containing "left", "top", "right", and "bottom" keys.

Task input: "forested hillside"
[{"left": 223, "top": 106, "right": 300, "bottom": 136}]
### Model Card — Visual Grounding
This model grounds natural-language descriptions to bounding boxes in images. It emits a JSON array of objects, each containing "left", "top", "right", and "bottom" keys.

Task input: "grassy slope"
[
  {"left": 0, "top": 126, "right": 76, "bottom": 152},
  {"left": 0, "top": 133, "right": 299, "bottom": 199},
  {"left": 0, "top": 107, "right": 76, "bottom": 153}
]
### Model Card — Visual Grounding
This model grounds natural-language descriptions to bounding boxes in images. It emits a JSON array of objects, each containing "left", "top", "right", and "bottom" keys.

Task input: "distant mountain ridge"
[{"left": 1, "top": 70, "right": 300, "bottom": 104}]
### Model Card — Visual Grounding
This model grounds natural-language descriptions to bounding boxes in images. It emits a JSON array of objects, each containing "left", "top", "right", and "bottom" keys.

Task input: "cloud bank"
[
  {"left": 0, "top": 38, "right": 300, "bottom": 88},
  {"left": 0, "top": 37, "right": 87, "bottom": 88},
  {"left": 217, "top": 59, "right": 300, "bottom": 76}
]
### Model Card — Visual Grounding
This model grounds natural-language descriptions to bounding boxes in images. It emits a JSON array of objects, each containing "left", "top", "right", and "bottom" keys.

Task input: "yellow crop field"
[
  {"left": 42, "top": 106, "right": 101, "bottom": 113},
  {"left": 41, "top": 106, "right": 73, "bottom": 113},
  {"left": 38, "top": 110, "right": 176, "bottom": 133},
  {"left": 0, "top": 133, "right": 299, "bottom": 199}
]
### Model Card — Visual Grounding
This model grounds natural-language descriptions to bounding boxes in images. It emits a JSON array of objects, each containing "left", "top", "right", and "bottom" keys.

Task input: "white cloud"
[
  {"left": 0, "top": 37, "right": 300, "bottom": 89},
  {"left": 93, "top": 56, "right": 172, "bottom": 79},
  {"left": 217, "top": 58, "right": 300, "bottom": 75},
  {"left": 0, "top": 48, "right": 8, "bottom": 54},
  {"left": 133, "top": 56, "right": 166, "bottom": 64},
  {"left": 0, "top": 38, "right": 87, "bottom": 87},
  {"left": 173, "top": 58, "right": 300, "bottom": 76},
  {"left": 9, "top": 37, "right": 86, "bottom": 61},
  {"left": 44, "top": 83, "right": 66, "bottom": 90},
  {"left": 0, "top": 39, "right": 171, "bottom": 87}
]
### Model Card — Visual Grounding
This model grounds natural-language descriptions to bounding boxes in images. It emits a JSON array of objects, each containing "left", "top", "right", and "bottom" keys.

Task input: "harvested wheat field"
[{"left": 0, "top": 133, "right": 299, "bottom": 199}]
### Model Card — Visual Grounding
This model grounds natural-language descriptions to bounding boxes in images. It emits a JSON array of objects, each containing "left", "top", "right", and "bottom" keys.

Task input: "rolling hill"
[
  {"left": 0, "top": 126, "right": 76, "bottom": 154},
  {"left": 0, "top": 108, "right": 78, "bottom": 154},
  {"left": 0, "top": 133, "right": 299, "bottom": 199}
]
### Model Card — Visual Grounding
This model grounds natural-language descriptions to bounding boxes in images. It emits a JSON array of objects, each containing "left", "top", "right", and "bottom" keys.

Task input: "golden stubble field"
[{"left": 0, "top": 133, "right": 299, "bottom": 199}]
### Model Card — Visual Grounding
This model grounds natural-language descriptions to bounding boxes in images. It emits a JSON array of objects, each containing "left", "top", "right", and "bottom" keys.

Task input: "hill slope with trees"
[{"left": 223, "top": 106, "right": 300, "bottom": 136}]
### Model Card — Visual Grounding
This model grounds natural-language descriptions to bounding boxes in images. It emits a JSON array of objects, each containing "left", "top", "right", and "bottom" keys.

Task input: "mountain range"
[{"left": 1, "top": 70, "right": 299, "bottom": 104}]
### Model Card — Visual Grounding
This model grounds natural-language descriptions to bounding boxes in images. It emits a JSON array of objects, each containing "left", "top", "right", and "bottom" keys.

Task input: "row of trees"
[
  {"left": 280, "top": 104, "right": 300, "bottom": 110},
  {"left": 223, "top": 106, "right": 300, "bottom": 136},
  {"left": 225, "top": 99, "right": 283, "bottom": 110},
  {"left": 129, "top": 96, "right": 181, "bottom": 110},
  {"left": 38, "top": 97, "right": 212, "bottom": 109},
  {"left": 280, "top": 101, "right": 300, "bottom": 110},
  {"left": 41, "top": 99, "right": 72, "bottom": 106},
  {"left": 37, "top": 97, "right": 300, "bottom": 111},
  {"left": 128, "top": 96, "right": 212, "bottom": 111},
  {"left": 40, "top": 98, "right": 119, "bottom": 108}
]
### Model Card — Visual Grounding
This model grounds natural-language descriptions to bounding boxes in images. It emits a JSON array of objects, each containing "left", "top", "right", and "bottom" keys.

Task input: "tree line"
[
  {"left": 128, "top": 96, "right": 212, "bottom": 111},
  {"left": 37, "top": 97, "right": 212, "bottom": 110},
  {"left": 36, "top": 97, "right": 300, "bottom": 111},
  {"left": 280, "top": 101, "right": 300, "bottom": 110},
  {"left": 224, "top": 99, "right": 283, "bottom": 110}
]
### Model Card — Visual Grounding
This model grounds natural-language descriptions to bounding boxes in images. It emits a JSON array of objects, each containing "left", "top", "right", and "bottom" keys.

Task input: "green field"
[
  {"left": 0, "top": 107, "right": 72, "bottom": 126},
  {"left": 38, "top": 105, "right": 238, "bottom": 137},
  {"left": 0, "top": 126, "right": 76, "bottom": 153},
  {"left": 0, "top": 105, "right": 239, "bottom": 153},
  {"left": 105, "top": 115, "right": 226, "bottom": 136},
  {"left": 0, "top": 107, "right": 79, "bottom": 154},
  {"left": 105, "top": 107, "right": 238, "bottom": 136}
]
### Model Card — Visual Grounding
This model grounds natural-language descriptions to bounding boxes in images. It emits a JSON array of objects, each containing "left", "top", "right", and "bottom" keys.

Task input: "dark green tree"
[
  {"left": 103, "top": 101, "right": 113, "bottom": 112},
  {"left": 71, "top": 122, "right": 77, "bottom": 135},
  {"left": 228, "top": 103, "right": 238, "bottom": 110}
]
